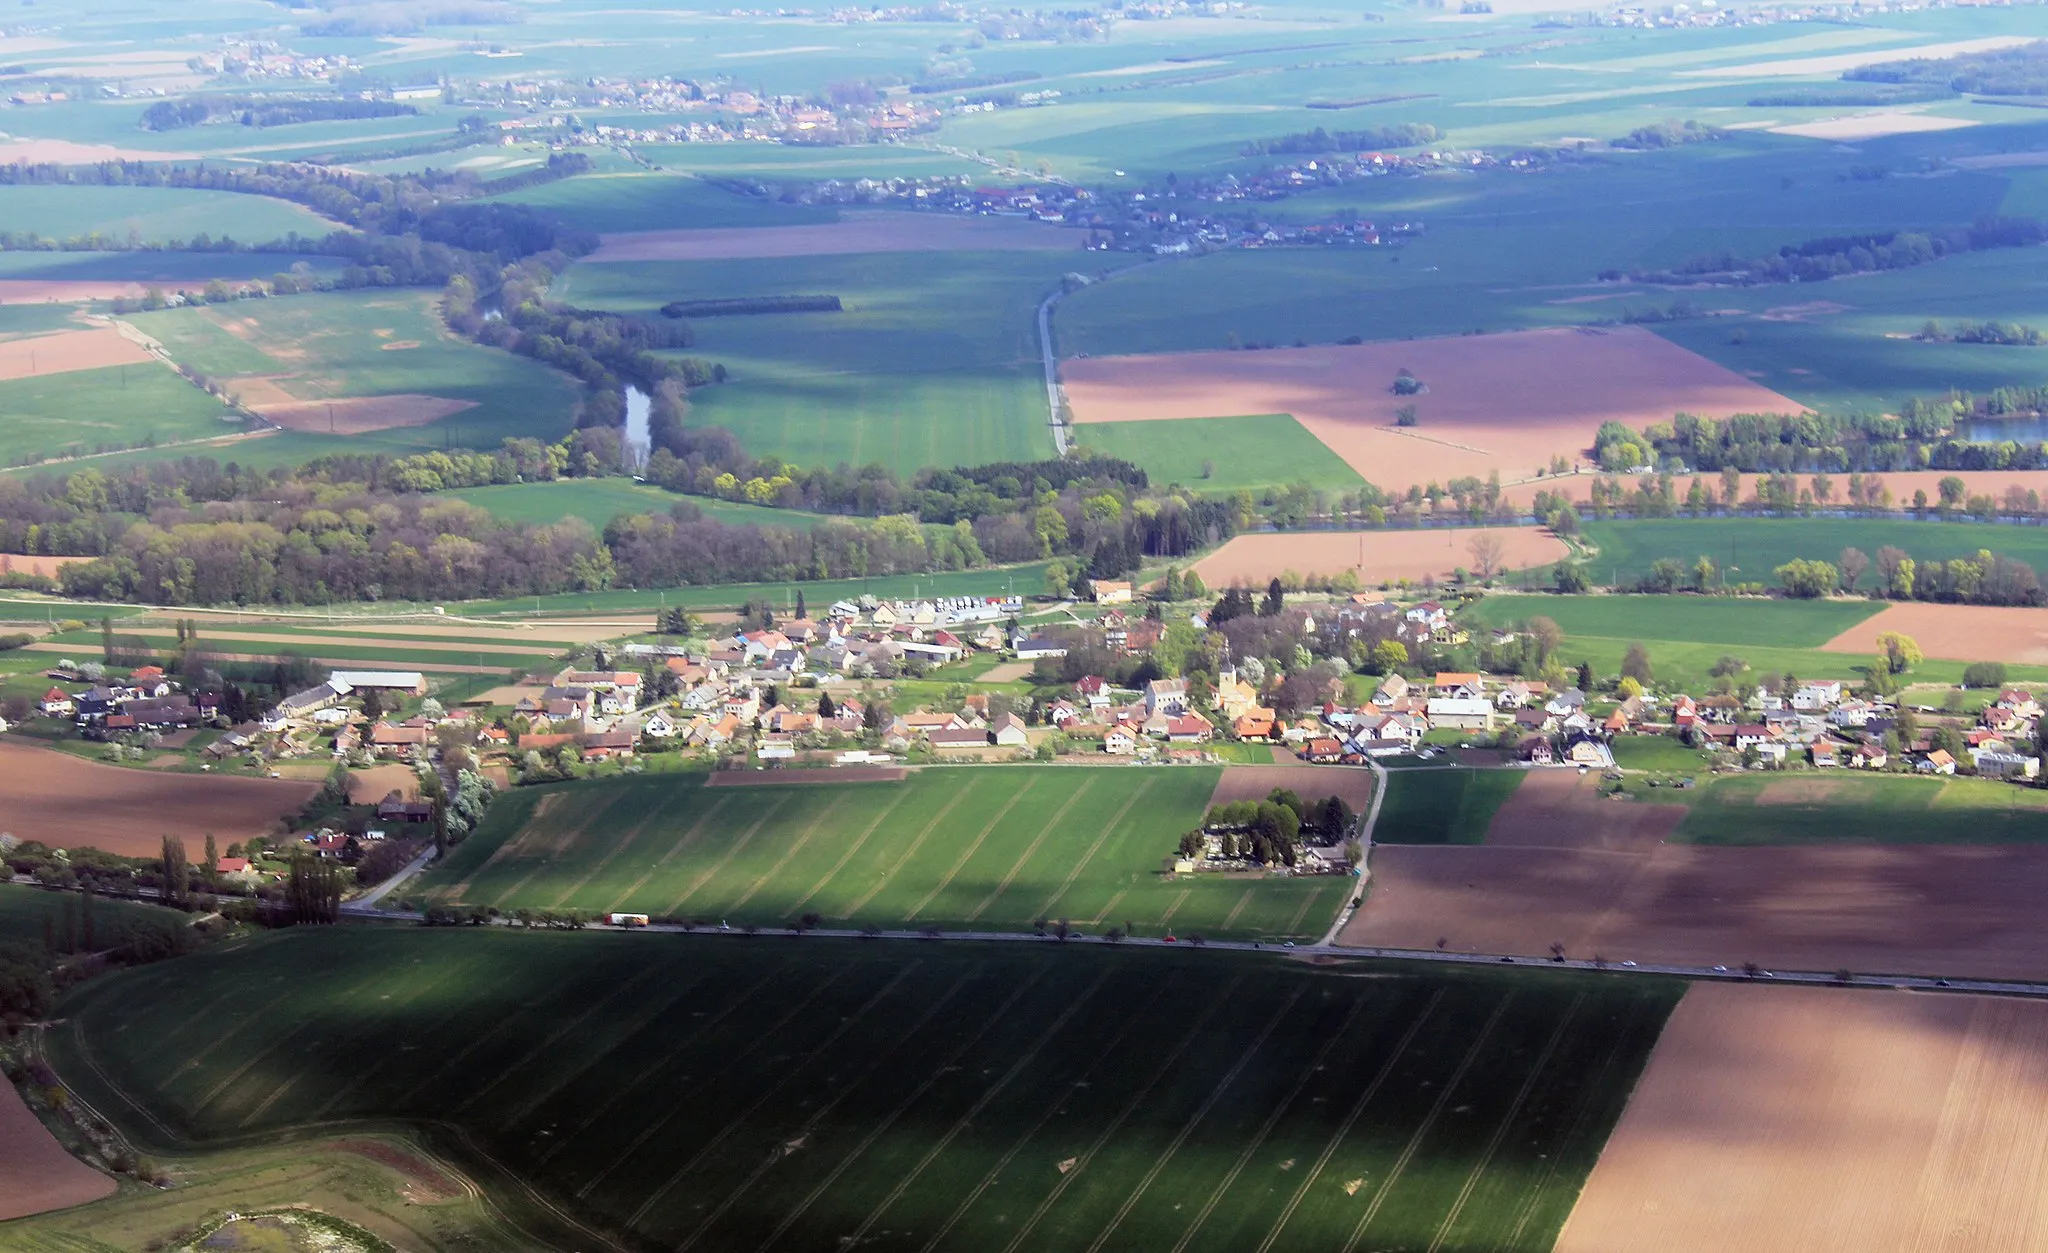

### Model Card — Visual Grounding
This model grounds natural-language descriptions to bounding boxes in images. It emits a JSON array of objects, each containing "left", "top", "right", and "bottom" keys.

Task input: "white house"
[
  {"left": 1145, "top": 678, "right": 1189, "bottom": 717},
  {"left": 1790, "top": 681, "right": 1844, "bottom": 711},
  {"left": 642, "top": 710, "right": 678, "bottom": 739}
]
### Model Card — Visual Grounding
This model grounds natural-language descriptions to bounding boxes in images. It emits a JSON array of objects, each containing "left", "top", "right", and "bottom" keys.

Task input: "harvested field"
[
  {"left": 1207, "top": 763, "right": 1377, "bottom": 810},
  {"left": 0, "top": 326, "right": 151, "bottom": 380},
  {"left": 0, "top": 279, "right": 154, "bottom": 302},
  {"left": 0, "top": 553, "right": 89, "bottom": 578},
  {"left": 1064, "top": 327, "right": 1805, "bottom": 492},
  {"left": 1193, "top": 526, "right": 1567, "bottom": 589},
  {"left": 705, "top": 766, "right": 907, "bottom": 785},
  {"left": 582, "top": 210, "right": 1084, "bottom": 261},
  {"left": 1681, "top": 35, "right": 2035, "bottom": 78},
  {"left": 1823, "top": 602, "right": 2048, "bottom": 664},
  {"left": 1558, "top": 983, "right": 2048, "bottom": 1253},
  {"left": 222, "top": 374, "right": 299, "bottom": 407},
  {"left": 0, "top": 138, "right": 196, "bottom": 164},
  {"left": 348, "top": 764, "right": 419, "bottom": 805},
  {"left": 1770, "top": 110, "right": 1975, "bottom": 140},
  {"left": 254, "top": 394, "right": 477, "bottom": 434},
  {"left": 0, "top": 1078, "right": 114, "bottom": 1222},
  {"left": 0, "top": 741, "right": 317, "bottom": 856},
  {"left": 974, "top": 660, "right": 1033, "bottom": 683}
]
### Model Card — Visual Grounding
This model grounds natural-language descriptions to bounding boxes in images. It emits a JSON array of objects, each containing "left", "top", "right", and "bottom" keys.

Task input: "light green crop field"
[
  {"left": 31, "top": 621, "right": 555, "bottom": 674},
  {"left": 638, "top": 142, "right": 987, "bottom": 181},
  {"left": 423, "top": 766, "right": 1347, "bottom": 940},
  {"left": 559, "top": 251, "right": 1079, "bottom": 473},
  {"left": 1664, "top": 773, "right": 2048, "bottom": 844},
  {"left": 0, "top": 249, "right": 343, "bottom": 286},
  {"left": 490, "top": 172, "right": 840, "bottom": 232},
  {"left": 1609, "top": 734, "right": 1715, "bottom": 774},
  {"left": 1375, "top": 768, "right": 1527, "bottom": 846},
  {"left": 0, "top": 185, "right": 334, "bottom": 245},
  {"left": 0, "top": 363, "right": 244, "bottom": 466},
  {"left": 123, "top": 290, "right": 580, "bottom": 456},
  {"left": 1581, "top": 518, "right": 2048, "bottom": 589},
  {"left": 46, "top": 928, "right": 1681, "bottom": 1253},
  {"left": 454, "top": 560, "right": 1050, "bottom": 616},
  {"left": 1072, "top": 414, "right": 1366, "bottom": 494}
]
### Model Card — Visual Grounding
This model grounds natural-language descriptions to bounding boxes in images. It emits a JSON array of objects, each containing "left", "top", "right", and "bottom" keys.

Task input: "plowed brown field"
[
  {"left": 0, "top": 553, "right": 90, "bottom": 578},
  {"left": 1559, "top": 983, "right": 2048, "bottom": 1253},
  {"left": 1064, "top": 326, "right": 1805, "bottom": 492},
  {"left": 0, "top": 1079, "right": 113, "bottom": 1221},
  {"left": 585, "top": 211, "right": 1082, "bottom": 261},
  {"left": 1191, "top": 526, "right": 1567, "bottom": 588},
  {"left": 254, "top": 394, "right": 475, "bottom": 434},
  {"left": 0, "top": 327, "right": 151, "bottom": 380},
  {"left": 0, "top": 740, "right": 317, "bottom": 856},
  {"left": 1344, "top": 768, "right": 2048, "bottom": 979},
  {"left": 1823, "top": 602, "right": 2048, "bottom": 665}
]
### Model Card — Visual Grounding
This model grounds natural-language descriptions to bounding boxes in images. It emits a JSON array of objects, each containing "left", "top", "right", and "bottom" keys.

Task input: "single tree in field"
[
  {"left": 160, "top": 834, "right": 187, "bottom": 910},
  {"left": 1621, "top": 642, "right": 1654, "bottom": 687},
  {"left": 1261, "top": 578, "right": 1284, "bottom": 617},
  {"left": 203, "top": 834, "right": 219, "bottom": 890},
  {"left": 1838, "top": 546, "right": 1869, "bottom": 594},
  {"left": 1576, "top": 662, "right": 1594, "bottom": 693},
  {"left": 795, "top": 590, "right": 807, "bottom": 622},
  {"left": 1877, "top": 630, "right": 1922, "bottom": 675},
  {"left": 1467, "top": 532, "right": 1506, "bottom": 583},
  {"left": 817, "top": 691, "right": 836, "bottom": 719}
]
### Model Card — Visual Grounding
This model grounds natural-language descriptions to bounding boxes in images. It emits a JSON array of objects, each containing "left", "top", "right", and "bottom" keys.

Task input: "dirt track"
[
  {"left": 1208, "top": 764, "right": 1377, "bottom": 810},
  {"left": 0, "top": 1079, "right": 114, "bottom": 1222},
  {"left": 1192, "top": 526, "right": 1566, "bottom": 589},
  {"left": 1064, "top": 326, "right": 1805, "bottom": 493},
  {"left": 0, "top": 740, "right": 318, "bottom": 856},
  {"left": 584, "top": 211, "right": 1084, "bottom": 262},
  {"left": 1344, "top": 769, "right": 2048, "bottom": 979},
  {"left": 1558, "top": 982, "right": 2048, "bottom": 1253},
  {"left": 0, "top": 327, "right": 152, "bottom": 380},
  {"left": 1823, "top": 602, "right": 2048, "bottom": 665}
]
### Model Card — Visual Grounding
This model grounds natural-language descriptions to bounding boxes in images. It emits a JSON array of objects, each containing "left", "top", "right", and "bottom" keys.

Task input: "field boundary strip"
[
  {"left": 901, "top": 777, "right": 1040, "bottom": 922},
  {"left": 1342, "top": 994, "right": 1516, "bottom": 1253},
  {"left": 1033, "top": 779, "right": 1156, "bottom": 920},
  {"left": 581, "top": 964, "right": 857, "bottom": 1202},
  {"left": 670, "top": 964, "right": 981, "bottom": 1253},
  {"left": 1166, "top": 992, "right": 1378, "bottom": 1253},
  {"left": 1070, "top": 984, "right": 1309, "bottom": 1253},
  {"left": 623, "top": 961, "right": 925, "bottom": 1231},
  {"left": 963, "top": 775, "right": 1096, "bottom": 922},
  {"left": 840, "top": 966, "right": 1114, "bottom": 1245},
  {"left": 781, "top": 787, "right": 913, "bottom": 916},
  {"left": 907, "top": 974, "right": 1185, "bottom": 1253},
  {"left": 541, "top": 959, "right": 800, "bottom": 1167},
  {"left": 840, "top": 786, "right": 975, "bottom": 917},
  {"left": 1426, "top": 992, "right": 1588, "bottom": 1253},
  {"left": 723, "top": 794, "right": 850, "bottom": 915}
]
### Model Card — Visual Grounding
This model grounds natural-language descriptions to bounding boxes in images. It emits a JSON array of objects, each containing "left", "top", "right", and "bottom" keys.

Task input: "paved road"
[
  {"left": 1034, "top": 260, "right": 1156, "bottom": 456},
  {"left": 1317, "top": 757, "right": 1387, "bottom": 947},
  {"left": 343, "top": 845, "right": 437, "bottom": 912}
]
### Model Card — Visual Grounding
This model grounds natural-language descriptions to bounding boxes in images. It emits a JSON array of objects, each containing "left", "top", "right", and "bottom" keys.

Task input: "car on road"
[{"left": 1712, "top": 965, "right": 1729, "bottom": 973}]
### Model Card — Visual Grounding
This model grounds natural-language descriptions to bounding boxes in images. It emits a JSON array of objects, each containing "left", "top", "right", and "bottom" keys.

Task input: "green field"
[
  {"left": 122, "top": 290, "right": 581, "bottom": 458},
  {"left": 558, "top": 251, "right": 1079, "bottom": 474},
  {"left": 1072, "top": 414, "right": 1366, "bottom": 494},
  {"left": 0, "top": 184, "right": 333, "bottom": 245},
  {"left": 1667, "top": 773, "right": 2048, "bottom": 844},
  {"left": 1609, "top": 734, "right": 1714, "bottom": 774},
  {"left": 0, "top": 363, "right": 246, "bottom": 466},
  {"left": 490, "top": 172, "right": 840, "bottom": 233},
  {"left": 1582, "top": 518, "right": 2048, "bottom": 590},
  {"left": 1466, "top": 593, "right": 1885, "bottom": 650},
  {"left": 1374, "top": 768, "right": 1527, "bottom": 846},
  {"left": 46, "top": 927, "right": 1682, "bottom": 1253},
  {"left": 637, "top": 143, "right": 987, "bottom": 181},
  {"left": 423, "top": 766, "right": 1346, "bottom": 940},
  {"left": 444, "top": 478, "right": 836, "bottom": 530},
  {"left": 0, "top": 883, "right": 188, "bottom": 949}
]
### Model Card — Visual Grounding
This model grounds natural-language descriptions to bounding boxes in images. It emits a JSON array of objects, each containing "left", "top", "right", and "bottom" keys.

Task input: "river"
[{"left": 624, "top": 384, "right": 651, "bottom": 473}]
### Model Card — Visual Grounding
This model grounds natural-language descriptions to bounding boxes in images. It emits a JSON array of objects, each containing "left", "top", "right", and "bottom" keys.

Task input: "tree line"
[
  {"left": 141, "top": 95, "right": 420, "bottom": 131},
  {"left": 1846, "top": 39, "right": 2048, "bottom": 96},
  {"left": 1630, "top": 215, "right": 2047, "bottom": 286},
  {"left": 1590, "top": 407, "right": 2048, "bottom": 475},
  {"left": 1239, "top": 123, "right": 1443, "bottom": 155}
]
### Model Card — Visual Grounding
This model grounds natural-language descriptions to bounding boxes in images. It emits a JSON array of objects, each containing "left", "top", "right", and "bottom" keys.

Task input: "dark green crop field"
[
  {"left": 48, "top": 929, "right": 1682, "bottom": 1253},
  {"left": 1374, "top": 769, "right": 1527, "bottom": 846},
  {"left": 422, "top": 766, "right": 1346, "bottom": 941}
]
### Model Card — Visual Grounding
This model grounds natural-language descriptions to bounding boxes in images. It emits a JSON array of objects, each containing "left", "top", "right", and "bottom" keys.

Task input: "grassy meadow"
[
  {"left": 1581, "top": 518, "right": 2048, "bottom": 589},
  {"left": 0, "top": 364, "right": 246, "bottom": 466},
  {"left": 47, "top": 927, "right": 1682, "bottom": 1253},
  {"left": 489, "top": 172, "right": 840, "bottom": 232},
  {"left": 1374, "top": 768, "right": 1528, "bottom": 846},
  {"left": 0, "top": 184, "right": 334, "bottom": 245},
  {"left": 0, "top": 882, "right": 188, "bottom": 949},
  {"left": 558, "top": 250, "right": 1080, "bottom": 474},
  {"left": 424, "top": 766, "right": 1346, "bottom": 940},
  {"left": 1072, "top": 413, "right": 1366, "bottom": 494}
]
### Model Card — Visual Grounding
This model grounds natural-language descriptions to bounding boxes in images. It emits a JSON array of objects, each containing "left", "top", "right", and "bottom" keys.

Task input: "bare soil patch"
[
  {"left": 0, "top": 741, "right": 316, "bottom": 856},
  {"left": 471, "top": 684, "right": 550, "bottom": 706},
  {"left": 1681, "top": 35, "right": 2035, "bottom": 78},
  {"left": 1208, "top": 764, "right": 1376, "bottom": 810},
  {"left": 223, "top": 375, "right": 301, "bottom": 407},
  {"left": 380, "top": 340, "right": 422, "bottom": 351},
  {"left": 254, "top": 394, "right": 476, "bottom": 434},
  {"left": 0, "top": 327, "right": 151, "bottom": 380},
  {"left": 707, "top": 767, "right": 907, "bottom": 786},
  {"left": 1754, "top": 777, "right": 1860, "bottom": 805},
  {"left": 0, "top": 1078, "right": 114, "bottom": 1221},
  {"left": 1064, "top": 327, "right": 1805, "bottom": 492},
  {"left": 1823, "top": 602, "right": 2048, "bottom": 665},
  {"left": 348, "top": 764, "right": 419, "bottom": 805},
  {"left": 1770, "top": 110, "right": 1975, "bottom": 140},
  {"left": 0, "top": 553, "right": 90, "bottom": 578},
  {"left": 1558, "top": 983, "right": 2048, "bottom": 1253},
  {"left": 1192, "top": 526, "right": 1566, "bottom": 589},
  {"left": 0, "top": 138, "right": 196, "bottom": 164},
  {"left": 584, "top": 210, "right": 1084, "bottom": 262},
  {"left": 1484, "top": 768, "right": 1683, "bottom": 852},
  {"left": 976, "top": 661, "right": 1034, "bottom": 684},
  {"left": 331, "top": 1139, "right": 460, "bottom": 1203}
]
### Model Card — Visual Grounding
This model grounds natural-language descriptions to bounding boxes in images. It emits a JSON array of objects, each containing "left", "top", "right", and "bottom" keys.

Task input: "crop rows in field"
[
  {"left": 424, "top": 766, "right": 1347, "bottom": 941},
  {"left": 50, "top": 930, "right": 1681, "bottom": 1253}
]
